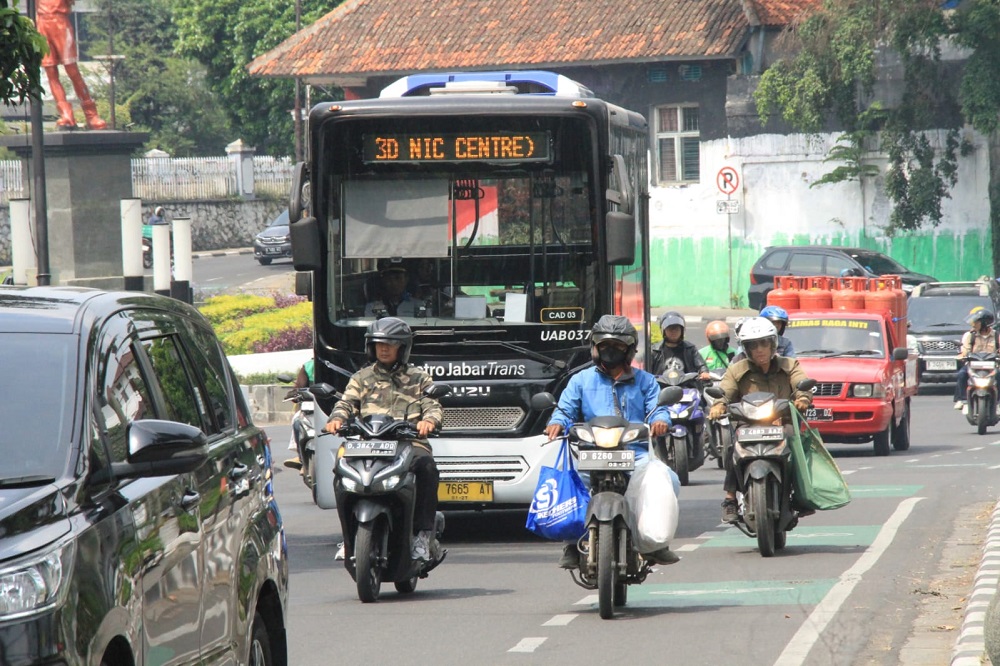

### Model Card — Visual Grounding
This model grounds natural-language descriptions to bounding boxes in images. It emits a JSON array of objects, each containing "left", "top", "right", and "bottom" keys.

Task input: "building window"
[{"left": 656, "top": 105, "right": 700, "bottom": 184}]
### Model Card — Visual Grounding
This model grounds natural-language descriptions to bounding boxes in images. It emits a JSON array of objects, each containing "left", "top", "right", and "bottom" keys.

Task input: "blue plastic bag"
[{"left": 525, "top": 438, "right": 590, "bottom": 540}]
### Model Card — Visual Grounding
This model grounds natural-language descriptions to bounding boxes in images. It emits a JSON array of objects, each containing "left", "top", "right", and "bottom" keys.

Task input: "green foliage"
[
  {"left": 172, "top": 0, "right": 339, "bottom": 156},
  {"left": 199, "top": 294, "right": 312, "bottom": 355},
  {"left": 0, "top": 0, "right": 47, "bottom": 105},
  {"left": 753, "top": 0, "right": 983, "bottom": 235}
]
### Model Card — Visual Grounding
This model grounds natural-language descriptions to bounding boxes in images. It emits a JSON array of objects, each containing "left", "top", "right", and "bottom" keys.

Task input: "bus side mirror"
[
  {"left": 291, "top": 216, "right": 322, "bottom": 271},
  {"left": 606, "top": 211, "right": 635, "bottom": 266},
  {"left": 288, "top": 161, "right": 310, "bottom": 224}
]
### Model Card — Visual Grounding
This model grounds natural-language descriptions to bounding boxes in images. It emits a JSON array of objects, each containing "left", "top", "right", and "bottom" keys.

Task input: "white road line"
[
  {"left": 989, "top": 440, "right": 1000, "bottom": 446},
  {"left": 696, "top": 531, "right": 719, "bottom": 539},
  {"left": 508, "top": 637, "right": 547, "bottom": 653},
  {"left": 542, "top": 614, "right": 577, "bottom": 626},
  {"left": 841, "top": 470, "right": 857, "bottom": 475},
  {"left": 989, "top": 464, "right": 1000, "bottom": 470},
  {"left": 969, "top": 447, "right": 985, "bottom": 451},
  {"left": 575, "top": 594, "right": 597, "bottom": 606},
  {"left": 676, "top": 543, "right": 699, "bottom": 552},
  {"left": 773, "top": 497, "right": 923, "bottom": 666},
  {"left": 905, "top": 458, "right": 919, "bottom": 463}
]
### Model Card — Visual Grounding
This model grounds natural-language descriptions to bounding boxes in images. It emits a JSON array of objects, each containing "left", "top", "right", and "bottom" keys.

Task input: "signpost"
[{"left": 716, "top": 166, "right": 740, "bottom": 306}]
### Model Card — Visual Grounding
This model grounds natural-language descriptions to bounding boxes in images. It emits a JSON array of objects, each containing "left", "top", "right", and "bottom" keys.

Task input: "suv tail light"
[{"left": 749, "top": 272, "right": 757, "bottom": 285}]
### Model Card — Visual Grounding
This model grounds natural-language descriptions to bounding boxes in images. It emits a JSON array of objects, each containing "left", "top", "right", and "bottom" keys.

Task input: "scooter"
[
  {"left": 330, "top": 384, "right": 451, "bottom": 602},
  {"left": 964, "top": 352, "right": 1000, "bottom": 435},
  {"left": 141, "top": 237, "right": 153, "bottom": 269},
  {"left": 657, "top": 368, "right": 705, "bottom": 486},
  {"left": 706, "top": 379, "right": 816, "bottom": 557},
  {"left": 530, "top": 386, "right": 682, "bottom": 620},
  {"left": 703, "top": 369, "right": 733, "bottom": 470},
  {"left": 279, "top": 380, "right": 319, "bottom": 497}
]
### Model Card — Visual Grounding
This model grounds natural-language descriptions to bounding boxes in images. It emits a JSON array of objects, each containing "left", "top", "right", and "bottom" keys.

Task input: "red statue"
[{"left": 36, "top": 0, "right": 107, "bottom": 130}]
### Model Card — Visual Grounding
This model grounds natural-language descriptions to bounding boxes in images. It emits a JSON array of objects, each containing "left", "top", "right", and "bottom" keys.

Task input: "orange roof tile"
[
  {"left": 748, "top": 0, "right": 821, "bottom": 27},
  {"left": 249, "top": 0, "right": 752, "bottom": 81}
]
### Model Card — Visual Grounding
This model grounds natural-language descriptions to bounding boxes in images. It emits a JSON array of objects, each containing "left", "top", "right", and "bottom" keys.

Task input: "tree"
[
  {"left": 754, "top": 0, "right": 998, "bottom": 238},
  {"left": 173, "top": 0, "right": 338, "bottom": 156},
  {"left": 85, "top": 0, "right": 232, "bottom": 156},
  {"left": 0, "top": 0, "right": 47, "bottom": 106}
]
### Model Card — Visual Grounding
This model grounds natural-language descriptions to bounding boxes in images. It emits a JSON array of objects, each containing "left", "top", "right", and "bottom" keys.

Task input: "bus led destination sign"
[{"left": 363, "top": 132, "right": 550, "bottom": 163}]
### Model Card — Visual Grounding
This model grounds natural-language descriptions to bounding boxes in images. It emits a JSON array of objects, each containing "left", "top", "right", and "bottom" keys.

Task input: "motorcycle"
[
  {"left": 703, "top": 369, "right": 733, "bottom": 470},
  {"left": 329, "top": 383, "right": 451, "bottom": 602},
  {"left": 530, "top": 385, "right": 682, "bottom": 620},
  {"left": 706, "top": 378, "right": 816, "bottom": 557},
  {"left": 657, "top": 368, "right": 705, "bottom": 486},
  {"left": 277, "top": 374, "right": 320, "bottom": 499},
  {"left": 141, "top": 236, "right": 153, "bottom": 268},
  {"left": 964, "top": 352, "right": 1000, "bottom": 435}
]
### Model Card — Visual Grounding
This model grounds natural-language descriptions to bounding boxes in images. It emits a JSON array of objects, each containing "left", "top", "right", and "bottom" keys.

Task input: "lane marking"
[
  {"left": 542, "top": 614, "right": 577, "bottom": 626},
  {"left": 773, "top": 497, "right": 923, "bottom": 665},
  {"left": 969, "top": 447, "right": 985, "bottom": 451},
  {"left": 989, "top": 464, "right": 1000, "bottom": 470},
  {"left": 905, "top": 458, "right": 919, "bottom": 463},
  {"left": 676, "top": 544, "right": 699, "bottom": 552},
  {"left": 841, "top": 470, "right": 857, "bottom": 476},
  {"left": 508, "top": 637, "right": 547, "bottom": 653},
  {"left": 574, "top": 594, "right": 597, "bottom": 606}
]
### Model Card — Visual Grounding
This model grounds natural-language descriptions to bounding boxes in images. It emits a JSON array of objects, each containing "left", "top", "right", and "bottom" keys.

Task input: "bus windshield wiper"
[
  {"left": 456, "top": 339, "right": 570, "bottom": 369},
  {"left": 0, "top": 475, "right": 56, "bottom": 488}
]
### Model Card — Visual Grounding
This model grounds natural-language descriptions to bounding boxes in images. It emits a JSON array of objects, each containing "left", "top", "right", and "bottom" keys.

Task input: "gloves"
[
  {"left": 709, "top": 402, "right": 727, "bottom": 420},
  {"left": 794, "top": 396, "right": 811, "bottom": 412}
]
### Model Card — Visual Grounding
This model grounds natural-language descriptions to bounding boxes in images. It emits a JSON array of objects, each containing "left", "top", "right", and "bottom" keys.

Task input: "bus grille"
[
  {"left": 436, "top": 456, "right": 529, "bottom": 482},
  {"left": 813, "top": 382, "right": 844, "bottom": 397},
  {"left": 442, "top": 407, "right": 525, "bottom": 430}
]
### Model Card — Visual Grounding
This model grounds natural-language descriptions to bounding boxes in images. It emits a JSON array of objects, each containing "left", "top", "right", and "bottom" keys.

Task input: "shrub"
[
  {"left": 252, "top": 324, "right": 314, "bottom": 353},
  {"left": 199, "top": 293, "right": 276, "bottom": 326},
  {"left": 213, "top": 300, "right": 313, "bottom": 355}
]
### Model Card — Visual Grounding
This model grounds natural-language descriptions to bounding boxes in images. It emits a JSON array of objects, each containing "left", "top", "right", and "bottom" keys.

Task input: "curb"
[
  {"left": 193, "top": 248, "right": 254, "bottom": 259},
  {"left": 951, "top": 498, "right": 1000, "bottom": 665}
]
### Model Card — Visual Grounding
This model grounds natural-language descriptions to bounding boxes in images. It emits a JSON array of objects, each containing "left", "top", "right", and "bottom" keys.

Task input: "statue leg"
[
  {"left": 64, "top": 64, "right": 107, "bottom": 130},
  {"left": 44, "top": 65, "right": 77, "bottom": 128}
]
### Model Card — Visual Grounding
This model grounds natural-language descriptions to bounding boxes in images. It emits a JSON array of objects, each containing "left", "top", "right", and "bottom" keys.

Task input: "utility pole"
[
  {"left": 25, "top": 0, "right": 51, "bottom": 286},
  {"left": 293, "top": 0, "right": 303, "bottom": 162}
]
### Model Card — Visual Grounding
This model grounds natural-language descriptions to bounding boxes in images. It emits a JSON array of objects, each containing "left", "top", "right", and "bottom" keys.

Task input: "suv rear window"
[
  {"left": 787, "top": 253, "right": 823, "bottom": 273},
  {"left": 760, "top": 250, "right": 789, "bottom": 270},
  {"left": 851, "top": 252, "right": 906, "bottom": 275}
]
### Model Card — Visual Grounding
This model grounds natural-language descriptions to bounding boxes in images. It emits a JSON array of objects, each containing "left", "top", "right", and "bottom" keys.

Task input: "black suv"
[
  {"left": 907, "top": 279, "right": 1000, "bottom": 384},
  {"left": 0, "top": 287, "right": 288, "bottom": 665},
  {"left": 747, "top": 245, "right": 937, "bottom": 310}
]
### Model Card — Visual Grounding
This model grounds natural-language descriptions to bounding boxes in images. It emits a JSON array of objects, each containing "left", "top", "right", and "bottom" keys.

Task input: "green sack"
[{"left": 787, "top": 409, "right": 852, "bottom": 511}]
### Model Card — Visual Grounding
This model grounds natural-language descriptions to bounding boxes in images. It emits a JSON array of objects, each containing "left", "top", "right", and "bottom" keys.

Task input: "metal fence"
[{"left": 0, "top": 155, "right": 293, "bottom": 204}]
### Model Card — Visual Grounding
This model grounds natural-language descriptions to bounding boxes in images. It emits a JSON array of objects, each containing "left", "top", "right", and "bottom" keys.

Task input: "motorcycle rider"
[
  {"left": 955, "top": 308, "right": 998, "bottom": 411},
  {"left": 708, "top": 317, "right": 813, "bottom": 524},
  {"left": 283, "top": 358, "right": 315, "bottom": 471},
  {"left": 732, "top": 305, "right": 795, "bottom": 361},
  {"left": 324, "top": 317, "right": 444, "bottom": 561},
  {"left": 543, "top": 314, "right": 678, "bottom": 568},
  {"left": 650, "top": 311, "right": 711, "bottom": 382},
  {"left": 699, "top": 320, "right": 737, "bottom": 371}
]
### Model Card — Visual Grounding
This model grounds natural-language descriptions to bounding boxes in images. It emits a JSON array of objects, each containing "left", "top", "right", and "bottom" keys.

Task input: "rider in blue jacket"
[{"left": 544, "top": 314, "right": 678, "bottom": 568}]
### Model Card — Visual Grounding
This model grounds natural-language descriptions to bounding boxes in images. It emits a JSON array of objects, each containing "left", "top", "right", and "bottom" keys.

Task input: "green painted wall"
[{"left": 650, "top": 230, "right": 993, "bottom": 308}]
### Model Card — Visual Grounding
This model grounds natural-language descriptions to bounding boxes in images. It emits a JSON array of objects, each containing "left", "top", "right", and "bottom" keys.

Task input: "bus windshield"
[{"left": 322, "top": 114, "right": 598, "bottom": 328}]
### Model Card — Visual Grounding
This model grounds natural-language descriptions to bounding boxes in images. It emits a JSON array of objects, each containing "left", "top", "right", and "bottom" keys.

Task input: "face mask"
[
  {"left": 598, "top": 346, "right": 628, "bottom": 367},
  {"left": 711, "top": 339, "right": 729, "bottom": 352}
]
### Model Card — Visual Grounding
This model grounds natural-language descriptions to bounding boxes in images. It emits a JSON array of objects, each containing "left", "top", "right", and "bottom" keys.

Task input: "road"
[
  {"left": 190, "top": 250, "right": 295, "bottom": 297},
  {"left": 263, "top": 389, "right": 996, "bottom": 665}
]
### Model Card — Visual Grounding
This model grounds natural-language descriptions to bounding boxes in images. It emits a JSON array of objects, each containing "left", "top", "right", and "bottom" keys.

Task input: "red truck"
[{"left": 773, "top": 277, "right": 919, "bottom": 456}]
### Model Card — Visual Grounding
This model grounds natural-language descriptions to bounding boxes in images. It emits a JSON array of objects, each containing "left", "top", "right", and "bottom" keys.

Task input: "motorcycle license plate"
[
  {"left": 926, "top": 359, "right": 956, "bottom": 371},
  {"left": 437, "top": 481, "right": 493, "bottom": 502},
  {"left": 341, "top": 440, "right": 397, "bottom": 457},
  {"left": 804, "top": 407, "right": 833, "bottom": 421},
  {"left": 577, "top": 449, "right": 635, "bottom": 471},
  {"left": 736, "top": 426, "right": 784, "bottom": 442}
]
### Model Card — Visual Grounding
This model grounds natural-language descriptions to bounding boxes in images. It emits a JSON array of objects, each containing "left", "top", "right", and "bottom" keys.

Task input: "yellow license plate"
[{"left": 437, "top": 481, "right": 493, "bottom": 502}]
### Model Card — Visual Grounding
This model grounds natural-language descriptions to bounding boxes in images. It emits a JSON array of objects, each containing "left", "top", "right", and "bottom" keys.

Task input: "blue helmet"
[{"left": 759, "top": 305, "right": 789, "bottom": 324}]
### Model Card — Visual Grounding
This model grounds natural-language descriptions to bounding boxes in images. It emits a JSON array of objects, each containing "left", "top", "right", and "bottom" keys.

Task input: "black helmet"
[
  {"left": 365, "top": 316, "right": 413, "bottom": 365},
  {"left": 377, "top": 258, "right": 407, "bottom": 275},
  {"left": 592, "top": 314, "right": 638, "bottom": 348},
  {"left": 966, "top": 308, "right": 996, "bottom": 329}
]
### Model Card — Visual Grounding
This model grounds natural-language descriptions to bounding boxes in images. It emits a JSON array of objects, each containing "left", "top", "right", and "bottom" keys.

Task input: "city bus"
[{"left": 288, "top": 70, "right": 651, "bottom": 507}]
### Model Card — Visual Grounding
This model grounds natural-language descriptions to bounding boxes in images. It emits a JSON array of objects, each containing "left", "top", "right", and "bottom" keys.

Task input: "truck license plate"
[
  {"left": 437, "top": 481, "right": 493, "bottom": 502},
  {"left": 805, "top": 407, "right": 833, "bottom": 421},
  {"left": 926, "top": 359, "right": 956, "bottom": 371}
]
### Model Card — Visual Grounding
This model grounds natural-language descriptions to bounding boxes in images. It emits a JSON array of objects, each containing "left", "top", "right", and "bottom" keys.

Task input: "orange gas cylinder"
[
  {"left": 767, "top": 276, "right": 801, "bottom": 312},
  {"left": 865, "top": 277, "right": 907, "bottom": 346},
  {"left": 832, "top": 276, "right": 867, "bottom": 310},
  {"left": 798, "top": 276, "right": 834, "bottom": 309}
]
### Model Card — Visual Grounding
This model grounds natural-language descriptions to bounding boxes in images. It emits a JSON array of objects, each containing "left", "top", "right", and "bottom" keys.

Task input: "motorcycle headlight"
[
  {"left": 742, "top": 399, "right": 775, "bottom": 421},
  {"left": 593, "top": 427, "right": 624, "bottom": 449},
  {"left": 0, "top": 539, "right": 75, "bottom": 620},
  {"left": 972, "top": 376, "right": 994, "bottom": 389},
  {"left": 575, "top": 429, "right": 595, "bottom": 444},
  {"left": 621, "top": 427, "right": 643, "bottom": 444},
  {"left": 339, "top": 476, "right": 359, "bottom": 492},
  {"left": 378, "top": 475, "right": 402, "bottom": 491}
]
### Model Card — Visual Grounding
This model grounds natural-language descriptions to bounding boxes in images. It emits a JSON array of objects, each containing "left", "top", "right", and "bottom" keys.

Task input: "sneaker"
[
  {"left": 643, "top": 546, "right": 681, "bottom": 565},
  {"left": 721, "top": 498, "right": 739, "bottom": 524},
  {"left": 963, "top": 404, "right": 970, "bottom": 416},
  {"left": 411, "top": 531, "right": 432, "bottom": 561},
  {"left": 334, "top": 542, "right": 345, "bottom": 561},
  {"left": 283, "top": 457, "right": 302, "bottom": 470},
  {"left": 558, "top": 543, "right": 579, "bottom": 569},
  {"left": 954, "top": 401, "right": 965, "bottom": 410}
]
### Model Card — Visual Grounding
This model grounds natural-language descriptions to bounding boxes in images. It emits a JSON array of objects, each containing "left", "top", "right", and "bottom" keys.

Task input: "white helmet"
[{"left": 737, "top": 316, "right": 778, "bottom": 357}]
